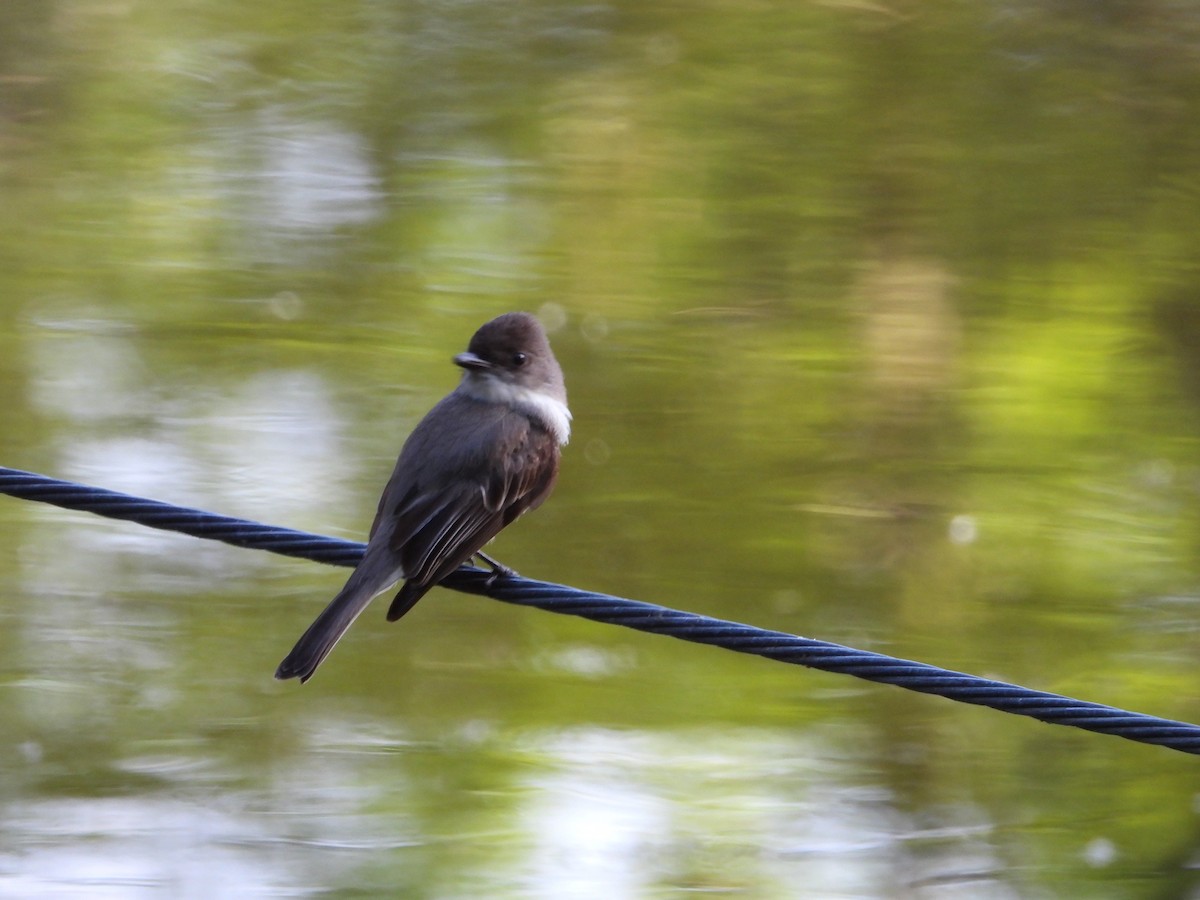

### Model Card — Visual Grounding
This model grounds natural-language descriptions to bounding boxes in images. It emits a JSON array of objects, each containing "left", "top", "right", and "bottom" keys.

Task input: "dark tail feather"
[
  {"left": 386, "top": 580, "right": 433, "bottom": 622},
  {"left": 275, "top": 580, "right": 380, "bottom": 683}
]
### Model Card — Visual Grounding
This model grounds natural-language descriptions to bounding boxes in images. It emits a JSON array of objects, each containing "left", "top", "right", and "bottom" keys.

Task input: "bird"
[{"left": 275, "top": 311, "right": 570, "bottom": 683}]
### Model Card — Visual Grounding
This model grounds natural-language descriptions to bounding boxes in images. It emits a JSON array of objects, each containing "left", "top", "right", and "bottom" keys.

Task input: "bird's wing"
[{"left": 373, "top": 414, "right": 559, "bottom": 600}]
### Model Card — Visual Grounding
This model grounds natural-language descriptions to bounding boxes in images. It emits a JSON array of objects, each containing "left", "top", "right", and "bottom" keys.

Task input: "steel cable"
[{"left": 2, "top": 465, "right": 1197, "bottom": 755}]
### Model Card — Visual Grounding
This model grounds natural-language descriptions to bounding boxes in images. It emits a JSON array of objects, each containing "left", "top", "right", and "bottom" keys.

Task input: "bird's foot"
[{"left": 474, "top": 550, "right": 517, "bottom": 585}]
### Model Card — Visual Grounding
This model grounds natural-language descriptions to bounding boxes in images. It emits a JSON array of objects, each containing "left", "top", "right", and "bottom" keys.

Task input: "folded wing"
[{"left": 384, "top": 414, "right": 559, "bottom": 621}]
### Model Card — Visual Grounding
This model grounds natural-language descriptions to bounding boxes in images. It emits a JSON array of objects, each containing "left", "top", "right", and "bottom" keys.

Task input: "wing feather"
[{"left": 383, "top": 412, "right": 559, "bottom": 599}]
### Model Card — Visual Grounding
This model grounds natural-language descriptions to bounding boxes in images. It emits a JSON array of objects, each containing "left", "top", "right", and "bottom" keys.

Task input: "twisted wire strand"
[{"left": 2, "top": 465, "right": 1197, "bottom": 755}]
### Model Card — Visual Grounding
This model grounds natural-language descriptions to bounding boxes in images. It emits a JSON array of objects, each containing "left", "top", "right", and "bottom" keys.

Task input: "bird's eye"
[{"left": 512, "top": 352, "right": 528, "bottom": 367}]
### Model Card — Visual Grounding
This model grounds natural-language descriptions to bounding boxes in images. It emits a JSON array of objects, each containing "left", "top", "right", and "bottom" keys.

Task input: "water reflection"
[
  {"left": 2, "top": 0, "right": 1200, "bottom": 895},
  {"left": 222, "top": 110, "right": 383, "bottom": 232},
  {"left": 2, "top": 721, "right": 1025, "bottom": 897},
  {"left": 6, "top": 796, "right": 282, "bottom": 898},
  {"left": 25, "top": 309, "right": 351, "bottom": 523}
]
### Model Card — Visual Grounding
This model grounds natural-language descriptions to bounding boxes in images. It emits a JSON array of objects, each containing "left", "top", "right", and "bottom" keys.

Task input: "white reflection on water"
[
  {"left": 25, "top": 325, "right": 153, "bottom": 425},
  {"left": 244, "top": 114, "right": 383, "bottom": 232},
  {"left": 524, "top": 768, "right": 669, "bottom": 898},
  {"left": 197, "top": 107, "right": 384, "bottom": 260},
  {"left": 508, "top": 728, "right": 1014, "bottom": 899},
  {"left": 0, "top": 796, "right": 303, "bottom": 899},
  {"left": 517, "top": 728, "right": 886, "bottom": 898},
  {"left": 172, "top": 369, "right": 348, "bottom": 523},
  {"left": 26, "top": 319, "right": 349, "bottom": 526},
  {"left": 0, "top": 721, "right": 1021, "bottom": 899}
]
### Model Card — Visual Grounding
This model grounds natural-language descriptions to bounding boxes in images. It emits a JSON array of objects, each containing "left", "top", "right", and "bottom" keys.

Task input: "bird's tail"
[{"left": 275, "top": 569, "right": 393, "bottom": 683}]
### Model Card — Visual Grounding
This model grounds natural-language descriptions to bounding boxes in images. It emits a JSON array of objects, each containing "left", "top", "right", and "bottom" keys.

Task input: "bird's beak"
[{"left": 454, "top": 351, "right": 492, "bottom": 371}]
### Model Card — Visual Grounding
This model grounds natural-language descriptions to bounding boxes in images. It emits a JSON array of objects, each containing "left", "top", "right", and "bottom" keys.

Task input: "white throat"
[{"left": 459, "top": 374, "right": 571, "bottom": 445}]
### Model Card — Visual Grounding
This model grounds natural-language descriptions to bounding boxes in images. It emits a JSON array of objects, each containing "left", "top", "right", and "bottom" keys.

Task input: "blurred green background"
[{"left": 2, "top": 0, "right": 1200, "bottom": 897}]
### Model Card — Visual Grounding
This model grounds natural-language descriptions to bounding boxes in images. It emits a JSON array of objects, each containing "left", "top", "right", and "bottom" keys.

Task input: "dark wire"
[{"left": 2, "top": 465, "right": 1197, "bottom": 755}]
